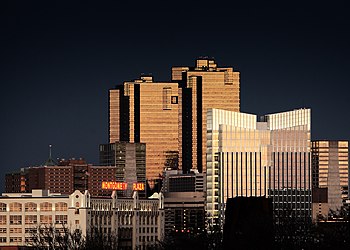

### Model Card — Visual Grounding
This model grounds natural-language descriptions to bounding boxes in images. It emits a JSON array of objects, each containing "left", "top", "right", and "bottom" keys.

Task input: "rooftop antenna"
[{"left": 49, "top": 144, "right": 52, "bottom": 159}]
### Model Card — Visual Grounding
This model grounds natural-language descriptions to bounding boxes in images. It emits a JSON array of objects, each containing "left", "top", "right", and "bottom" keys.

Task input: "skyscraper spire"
[{"left": 44, "top": 144, "right": 56, "bottom": 166}]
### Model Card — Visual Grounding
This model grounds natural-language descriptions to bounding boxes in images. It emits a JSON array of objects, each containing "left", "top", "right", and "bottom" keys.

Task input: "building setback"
[
  {"left": 172, "top": 58, "right": 240, "bottom": 173},
  {"left": 109, "top": 76, "right": 179, "bottom": 181},
  {"left": 206, "top": 108, "right": 312, "bottom": 226}
]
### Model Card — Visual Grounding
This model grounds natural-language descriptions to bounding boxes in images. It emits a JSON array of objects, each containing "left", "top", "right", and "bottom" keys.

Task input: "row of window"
[
  {"left": 0, "top": 215, "right": 67, "bottom": 225},
  {"left": 139, "top": 226, "right": 158, "bottom": 234},
  {"left": 139, "top": 235, "right": 157, "bottom": 242},
  {"left": 0, "top": 202, "right": 68, "bottom": 212},
  {"left": 0, "top": 237, "right": 22, "bottom": 243}
]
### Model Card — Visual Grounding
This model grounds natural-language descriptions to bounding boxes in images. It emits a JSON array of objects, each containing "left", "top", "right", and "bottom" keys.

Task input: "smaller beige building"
[
  {"left": 312, "top": 140, "right": 349, "bottom": 220},
  {"left": 0, "top": 189, "right": 164, "bottom": 249}
]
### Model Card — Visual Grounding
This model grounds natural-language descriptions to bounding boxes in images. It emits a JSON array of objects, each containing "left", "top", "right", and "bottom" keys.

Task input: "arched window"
[
  {"left": 25, "top": 202, "right": 37, "bottom": 212},
  {"left": 9, "top": 202, "right": 22, "bottom": 212},
  {"left": 40, "top": 202, "right": 52, "bottom": 211}
]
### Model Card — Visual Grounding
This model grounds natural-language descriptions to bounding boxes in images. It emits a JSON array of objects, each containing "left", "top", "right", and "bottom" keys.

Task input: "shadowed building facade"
[
  {"left": 207, "top": 108, "right": 311, "bottom": 226},
  {"left": 109, "top": 76, "right": 179, "bottom": 181},
  {"left": 172, "top": 58, "right": 240, "bottom": 173},
  {"left": 223, "top": 197, "right": 273, "bottom": 250},
  {"left": 161, "top": 169, "right": 205, "bottom": 235}
]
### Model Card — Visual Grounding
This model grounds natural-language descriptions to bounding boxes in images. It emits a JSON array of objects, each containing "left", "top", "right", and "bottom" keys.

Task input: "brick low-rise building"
[{"left": 5, "top": 159, "right": 120, "bottom": 197}]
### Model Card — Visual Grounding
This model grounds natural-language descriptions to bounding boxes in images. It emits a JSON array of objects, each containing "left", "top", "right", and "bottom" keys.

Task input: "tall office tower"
[
  {"left": 109, "top": 76, "right": 179, "bottom": 181},
  {"left": 172, "top": 58, "right": 240, "bottom": 173},
  {"left": 207, "top": 108, "right": 311, "bottom": 226},
  {"left": 99, "top": 142, "right": 146, "bottom": 197},
  {"left": 311, "top": 141, "right": 349, "bottom": 215}
]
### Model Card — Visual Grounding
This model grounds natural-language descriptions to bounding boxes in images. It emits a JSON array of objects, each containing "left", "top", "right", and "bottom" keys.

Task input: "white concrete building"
[
  {"left": 0, "top": 189, "right": 164, "bottom": 249},
  {"left": 206, "top": 108, "right": 312, "bottom": 226}
]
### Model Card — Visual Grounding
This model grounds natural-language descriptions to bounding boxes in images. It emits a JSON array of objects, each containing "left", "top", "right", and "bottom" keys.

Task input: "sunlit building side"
[
  {"left": 206, "top": 108, "right": 311, "bottom": 226},
  {"left": 311, "top": 140, "right": 349, "bottom": 220},
  {"left": 109, "top": 76, "right": 179, "bottom": 181},
  {"left": 172, "top": 58, "right": 240, "bottom": 173}
]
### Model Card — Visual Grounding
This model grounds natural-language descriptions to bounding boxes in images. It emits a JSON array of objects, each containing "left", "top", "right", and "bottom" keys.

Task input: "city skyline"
[{"left": 1, "top": 1, "right": 350, "bottom": 192}]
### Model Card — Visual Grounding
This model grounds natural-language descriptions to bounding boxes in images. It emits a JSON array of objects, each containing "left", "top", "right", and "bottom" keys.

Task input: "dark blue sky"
[{"left": 1, "top": 1, "right": 349, "bottom": 191}]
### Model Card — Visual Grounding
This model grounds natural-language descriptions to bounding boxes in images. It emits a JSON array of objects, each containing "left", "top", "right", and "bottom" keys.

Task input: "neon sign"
[
  {"left": 101, "top": 182, "right": 128, "bottom": 190},
  {"left": 132, "top": 182, "right": 145, "bottom": 191}
]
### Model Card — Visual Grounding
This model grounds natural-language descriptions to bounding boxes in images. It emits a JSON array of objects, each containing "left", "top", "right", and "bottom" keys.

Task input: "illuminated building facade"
[
  {"left": 206, "top": 108, "right": 311, "bottom": 225},
  {"left": 311, "top": 140, "right": 349, "bottom": 219},
  {"left": 172, "top": 58, "right": 240, "bottom": 173},
  {"left": 109, "top": 76, "right": 179, "bottom": 181},
  {"left": 0, "top": 189, "right": 164, "bottom": 249}
]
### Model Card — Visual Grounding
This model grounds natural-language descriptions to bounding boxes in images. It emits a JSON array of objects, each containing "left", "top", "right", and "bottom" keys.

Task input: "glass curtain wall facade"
[
  {"left": 266, "top": 109, "right": 311, "bottom": 222},
  {"left": 109, "top": 76, "right": 179, "bottom": 180},
  {"left": 172, "top": 59, "right": 240, "bottom": 173},
  {"left": 207, "top": 108, "right": 311, "bottom": 226}
]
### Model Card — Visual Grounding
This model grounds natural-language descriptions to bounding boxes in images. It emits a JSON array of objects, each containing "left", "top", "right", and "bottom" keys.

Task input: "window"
[
  {"left": 10, "top": 237, "right": 22, "bottom": 243},
  {"left": 75, "top": 220, "right": 79, "bottom": 225},
  {"left": 55, "top": 202, "right": 68, "bottom": 211},
  {"left": 171, "top": 96, "right": 178, "bottom": 104},
  {"left": 0, "top": 216, "right": 6, "bottom": 225},
  {"left": 0, "top": 237, "right": 6, "bottom": 243},
  {"left": 25, "top": 215, "right": 37, "bottom": 224},
  {"left": 25, "top": 228, "right": 36, "bottom": 234},
  {"left": 55, "top": 215, "right": 67, "bottom": 224},
  {"left": 10, "top": 228, "right": 22, "bottom": 233},
  {"left": 25, "top": 202, "right": 37, "bottom": 212},
  {"left": 40, "top": 202, "right": 52, "bottom": 211},
  {"left": 40, "top": 215, "right": 52, "bottom": 224},
  {"left": 0, "top": 203, "right": 6, "bottom": 212},
  {"left": 9, "top": 202, "right": 22, "bottom": 212},
  {"left": 0, "top": 228, "right": 6, "bottom": 233},
  {"left": 25, "top": 237, "right": 33, "bottom": 243},
  {"left": 10, "top": 215, "right": 22, "bottom": 225},
  {"left": 163, "top": 87, "right": 172, "bottom": 110}
]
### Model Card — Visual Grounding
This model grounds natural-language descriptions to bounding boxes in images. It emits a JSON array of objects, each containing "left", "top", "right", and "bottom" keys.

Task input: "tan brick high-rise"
[
  {"left": 172, "top": 58, "right": 240, "bottom": 173},
  {"left": 311, "top": 140, "right": 349, "bottom": 216},
  {"left": 109, "top": 76, "right": 179, "bottom": 180}
]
